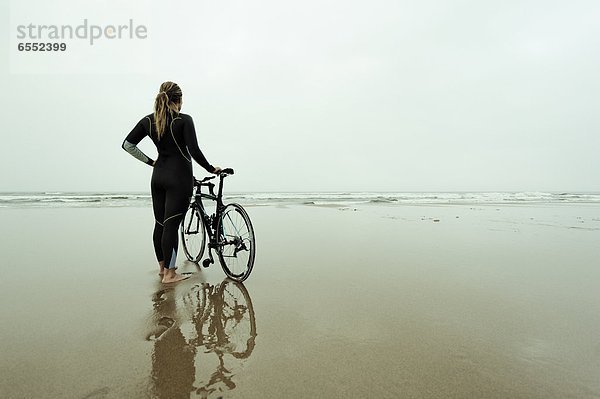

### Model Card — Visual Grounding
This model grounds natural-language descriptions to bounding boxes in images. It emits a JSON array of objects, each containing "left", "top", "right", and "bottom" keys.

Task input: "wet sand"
[{"left": 1, "top": 203, "right": 599, "bottom": 398}]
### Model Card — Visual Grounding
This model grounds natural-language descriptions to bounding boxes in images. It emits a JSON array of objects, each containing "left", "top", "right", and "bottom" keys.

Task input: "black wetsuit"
[{"left": 122, "top": 113, "right": 215, "bottom": 269}]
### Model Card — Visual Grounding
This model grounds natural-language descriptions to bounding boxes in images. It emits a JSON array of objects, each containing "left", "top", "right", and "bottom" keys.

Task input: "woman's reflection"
[{"left": 147, "top": 279, "right": 257, "bottom": 398}]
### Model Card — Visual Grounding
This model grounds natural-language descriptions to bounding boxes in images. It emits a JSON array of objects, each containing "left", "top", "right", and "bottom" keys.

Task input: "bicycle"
[{"left": 180, "top": 168, "right": 256, "bottom": 282}]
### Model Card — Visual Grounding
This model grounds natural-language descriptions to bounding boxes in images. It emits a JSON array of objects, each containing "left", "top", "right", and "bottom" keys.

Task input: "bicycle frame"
[{"left": 187, "top": 173, "right": 228, "bottom": 258}]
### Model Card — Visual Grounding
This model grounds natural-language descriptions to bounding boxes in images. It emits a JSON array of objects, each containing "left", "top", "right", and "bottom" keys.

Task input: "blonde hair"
[{"left": 153, "top": 81, "right": 182, "bottom": 139}]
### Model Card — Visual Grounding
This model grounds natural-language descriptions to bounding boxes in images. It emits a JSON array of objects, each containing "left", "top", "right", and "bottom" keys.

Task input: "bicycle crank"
[{"left": 202, "top": 248, "right": 215, "bottom": 268}]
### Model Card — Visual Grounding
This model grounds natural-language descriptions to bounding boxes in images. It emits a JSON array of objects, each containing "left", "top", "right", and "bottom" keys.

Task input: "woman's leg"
[
  {"left": 160, "top": 183, "right": 192, "bottom": 283},
  {"left": 151, "top": 181, "right": 166, "bottom": 275}
]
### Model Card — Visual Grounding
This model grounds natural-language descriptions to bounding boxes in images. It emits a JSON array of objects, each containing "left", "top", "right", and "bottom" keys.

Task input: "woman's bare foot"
[
  {"left": 161, "top": 268, "right": 190, "bottom": 284},
  {"left": 158, "top": 261, "right": 165, "bottom": 276}
]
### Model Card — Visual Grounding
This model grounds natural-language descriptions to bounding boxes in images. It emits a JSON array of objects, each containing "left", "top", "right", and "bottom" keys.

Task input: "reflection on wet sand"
[{"left": 146, "top": 280, "right": 257, "bottom": 399}]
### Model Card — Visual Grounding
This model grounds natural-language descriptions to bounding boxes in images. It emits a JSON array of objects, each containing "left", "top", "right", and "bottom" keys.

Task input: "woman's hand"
[{"left": 212, "top": 166, "right": 222, "bottom": 174}]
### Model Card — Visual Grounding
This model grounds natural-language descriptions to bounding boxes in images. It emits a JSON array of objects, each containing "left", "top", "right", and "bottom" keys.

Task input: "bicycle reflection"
[{"left": 147, "top": 279, "right": 257, "bottom": 399}]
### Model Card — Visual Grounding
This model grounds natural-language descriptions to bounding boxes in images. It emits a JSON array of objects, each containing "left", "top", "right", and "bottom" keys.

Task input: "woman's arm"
[
  {"left": 122, "top": 118, "right": 155, "bottom": 166},
  {"left": 182, "top": 115, "right": 217, "bottom": 173}
]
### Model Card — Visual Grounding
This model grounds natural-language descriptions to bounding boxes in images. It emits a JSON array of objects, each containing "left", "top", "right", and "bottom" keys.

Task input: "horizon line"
[{"left": 2, "top": 190, "right": 600, "bottom": 194}]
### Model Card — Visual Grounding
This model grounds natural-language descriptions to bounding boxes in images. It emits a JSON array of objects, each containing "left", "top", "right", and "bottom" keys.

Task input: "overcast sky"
[{"left": 1, "top": 0, "right": 599, "bottom": 192}]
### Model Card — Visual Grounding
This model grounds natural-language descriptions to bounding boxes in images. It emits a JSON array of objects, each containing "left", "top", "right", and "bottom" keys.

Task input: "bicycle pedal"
[{"left": 202, "top": 258, "right": 213, "bottom": 268}]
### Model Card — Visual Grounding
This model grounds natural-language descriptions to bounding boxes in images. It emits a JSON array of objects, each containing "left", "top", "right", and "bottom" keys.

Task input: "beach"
[{"left": 1, "top": 199, "right": 599, "bottom": 398}]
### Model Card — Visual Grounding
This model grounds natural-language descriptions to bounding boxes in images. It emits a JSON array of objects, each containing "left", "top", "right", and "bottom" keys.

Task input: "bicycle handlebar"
[{"left": 197, "top": 176, "right": 216, "bottom": 184}]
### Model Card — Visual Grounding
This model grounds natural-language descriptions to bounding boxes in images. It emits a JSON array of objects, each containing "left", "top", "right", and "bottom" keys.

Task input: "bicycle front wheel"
[
  {"left": 216, "top": 204, "right": 255, "bottom": 282},
  {"left": 180, "top": 205, "right": 206, "bottom": 262}
]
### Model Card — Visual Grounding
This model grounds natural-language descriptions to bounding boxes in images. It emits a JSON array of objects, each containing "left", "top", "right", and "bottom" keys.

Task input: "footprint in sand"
[
  {"left": 80, "top": 387, "right": 110, "bottom": 399},
  {"left": 145, "top": 316, "right": 175, "bottom": 341},
  {"left": 152, "top": 289, "right": 171, "bottom": 303}
]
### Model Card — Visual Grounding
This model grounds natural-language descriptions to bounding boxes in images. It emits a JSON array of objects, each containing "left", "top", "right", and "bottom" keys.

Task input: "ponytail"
[{"left": 153, "top": 81, "right": 182, "bottom": 139}]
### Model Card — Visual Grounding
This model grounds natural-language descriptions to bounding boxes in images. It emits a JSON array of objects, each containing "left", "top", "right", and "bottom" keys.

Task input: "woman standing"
[{"left": 122, "top": 81, "right": 220, "bottom": 283}]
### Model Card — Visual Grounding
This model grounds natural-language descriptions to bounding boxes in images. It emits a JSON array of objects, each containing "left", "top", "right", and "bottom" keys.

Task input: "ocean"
[{"left": 1, "top": 191, "right": 599, "bottom": 208}]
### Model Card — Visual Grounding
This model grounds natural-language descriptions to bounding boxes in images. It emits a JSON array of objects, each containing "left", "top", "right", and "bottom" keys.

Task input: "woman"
[{"left": 122, "top": 81, "right": 220, "bottom": 283}]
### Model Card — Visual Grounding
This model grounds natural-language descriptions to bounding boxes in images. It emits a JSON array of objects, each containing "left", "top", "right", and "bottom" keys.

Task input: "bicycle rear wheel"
[
  {"left": 216, "top": 204, "right": 255, "bottom": 282},
  {"left": 180, "top": 205, "right": 206, "bottom": 262}
]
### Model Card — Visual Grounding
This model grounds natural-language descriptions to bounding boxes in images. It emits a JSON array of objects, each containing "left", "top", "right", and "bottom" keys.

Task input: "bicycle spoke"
[
  {"left": 217, "top": 204, "right": 254, "bottom": 281},
  {"left": 181, "top": 207, "right": 206, "bottom": 262}
]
